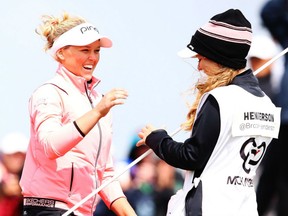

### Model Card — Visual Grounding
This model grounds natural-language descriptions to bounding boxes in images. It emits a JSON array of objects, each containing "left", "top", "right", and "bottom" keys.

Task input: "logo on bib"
[{"left": 240, "top": 137, "right": 266, "bottom": 174}]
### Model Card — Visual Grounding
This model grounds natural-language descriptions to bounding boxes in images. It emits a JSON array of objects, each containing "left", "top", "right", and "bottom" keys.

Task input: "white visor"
[
  {"left": 177, "top": 46, "right": 197, "bottom": 58},
  {"left": 49, "top": 22, "right": 112, "bottom": 57}
]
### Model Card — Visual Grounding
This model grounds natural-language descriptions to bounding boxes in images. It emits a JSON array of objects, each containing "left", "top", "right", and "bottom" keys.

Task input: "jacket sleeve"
[
  {"left": 145, "top": 95, "right": 220, "bottom": 171},
  {"left": 29, "top": 85, "right": 83, "bottom": 159},
  {"left": 96, "top": 113, "right": 126, "bottom": 209},
  {"left": 98, "top": 154, "right": 126, "bottom": 209}
]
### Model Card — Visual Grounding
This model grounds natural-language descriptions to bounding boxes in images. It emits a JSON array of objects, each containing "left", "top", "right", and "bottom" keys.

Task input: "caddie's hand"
[
  {"left": 136, "top": 124, "right": 156, "bottom": 147},
  {"left": 96, "top": 88, "right": 128, "bottom": 117}
]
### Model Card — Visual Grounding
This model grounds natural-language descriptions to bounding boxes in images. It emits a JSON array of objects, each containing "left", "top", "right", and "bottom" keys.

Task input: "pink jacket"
[{"left": 20, "top": 65, "right": 125, "bottom": 215}]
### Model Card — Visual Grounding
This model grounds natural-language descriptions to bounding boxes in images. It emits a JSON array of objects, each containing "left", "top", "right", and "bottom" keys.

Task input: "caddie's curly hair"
[{"left": 181, "top": 66, "right": 241, "bottom": 131}]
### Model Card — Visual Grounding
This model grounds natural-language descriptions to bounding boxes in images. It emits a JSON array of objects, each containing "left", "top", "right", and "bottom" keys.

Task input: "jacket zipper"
[{"left": 85, "top": 82, "right": 102, "bottom": 215}]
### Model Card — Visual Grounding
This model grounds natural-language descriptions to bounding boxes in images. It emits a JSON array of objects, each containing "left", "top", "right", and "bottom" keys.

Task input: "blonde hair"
[
  {"left": 181, "top": 65, "right": 242, "bottom": 131},
  {"left": 36, "top": 12, "right": 86, "bottom": 52}
]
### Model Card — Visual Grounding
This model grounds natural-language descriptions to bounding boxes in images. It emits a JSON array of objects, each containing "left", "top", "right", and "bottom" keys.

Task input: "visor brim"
[{"left": 177, "top": 47, "right": 198, "bottom": 58}]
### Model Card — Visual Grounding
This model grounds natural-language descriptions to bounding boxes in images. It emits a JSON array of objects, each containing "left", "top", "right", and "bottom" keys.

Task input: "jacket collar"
[
  {"left": 231, "top": 69, "right": 264, "bottom": 97},
  {"left": 56, "top": 64, "right": 101, "bottom": 93}
]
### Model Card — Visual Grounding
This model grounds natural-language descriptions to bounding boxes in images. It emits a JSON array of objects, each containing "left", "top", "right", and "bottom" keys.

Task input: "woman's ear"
[{"left": 56, "top": 50, "right": 64, "bottom": 60}]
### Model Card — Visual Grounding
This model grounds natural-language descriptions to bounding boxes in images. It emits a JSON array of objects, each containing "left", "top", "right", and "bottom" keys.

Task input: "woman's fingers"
[
  {"left": 96, "top": 88, "right": 128, "bottom": 117},
  {"left": 136, "top": 124, "right": 156, "bottom": 147}
]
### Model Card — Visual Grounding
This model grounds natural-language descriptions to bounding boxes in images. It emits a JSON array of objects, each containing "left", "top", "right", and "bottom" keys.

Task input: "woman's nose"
[
  {"left": 88, "top": 53, "right": 99, "bottom": 61},
  {"left": 197, "top": 62, "right": 202, "bottom": 71}
]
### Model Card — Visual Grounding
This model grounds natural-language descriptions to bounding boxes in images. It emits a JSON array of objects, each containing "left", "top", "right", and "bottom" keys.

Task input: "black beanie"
[{"left": 187, "top": 9, "right": 252, "bottom": 69}]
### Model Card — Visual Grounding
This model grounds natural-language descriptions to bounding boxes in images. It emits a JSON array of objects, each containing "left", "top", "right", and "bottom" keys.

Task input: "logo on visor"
[{"left": 80, "top": 25, "right": 99, "bottom": 34}]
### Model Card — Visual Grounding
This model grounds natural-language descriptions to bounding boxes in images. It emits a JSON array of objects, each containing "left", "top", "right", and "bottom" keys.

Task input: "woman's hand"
[
  {"left": 75, "top": 88, "right": 128, "bottom": 136},
  {"left": 110, "top": 197, "right": 137, "bottom": 216},
  {"left": 136, "top": 124, "right": 156, "bottom": 147},
  {"left": 96, "top": 88, "right": 128, "bottom": 117}
]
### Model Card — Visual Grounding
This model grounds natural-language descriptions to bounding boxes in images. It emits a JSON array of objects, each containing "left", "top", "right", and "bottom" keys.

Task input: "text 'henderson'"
[{"left": 244, "top": 112, "right": 274, "bottom": 122}]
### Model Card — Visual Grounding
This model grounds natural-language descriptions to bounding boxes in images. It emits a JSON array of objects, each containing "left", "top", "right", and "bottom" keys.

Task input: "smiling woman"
[
  {"left": 19, "top": 12, "right": 136, "bottom": 216},
  {"left": 57, "top": 42, "right": 102, "bottom": 80}
]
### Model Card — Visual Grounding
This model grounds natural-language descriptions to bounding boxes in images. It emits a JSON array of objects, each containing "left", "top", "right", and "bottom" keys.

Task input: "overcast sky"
[{"left": 0, "top": 0, "right": 269, "bottom": 160}]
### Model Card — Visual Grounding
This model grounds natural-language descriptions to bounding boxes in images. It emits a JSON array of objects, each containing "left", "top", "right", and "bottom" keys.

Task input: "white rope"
[
  {"left": 253, "top": 46, "right": 288, "bottom": 76},
  {"left": 62, "top": 127, "right": 183, "bottom": 216}
]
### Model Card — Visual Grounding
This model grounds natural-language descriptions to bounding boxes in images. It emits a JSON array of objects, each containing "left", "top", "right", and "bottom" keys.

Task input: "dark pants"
[
  {"left": 23, "top": 206, "right": 76, "bottom": 216},
  {"left": 256, "top": 124, "right": 288, "bottom": 216}
]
